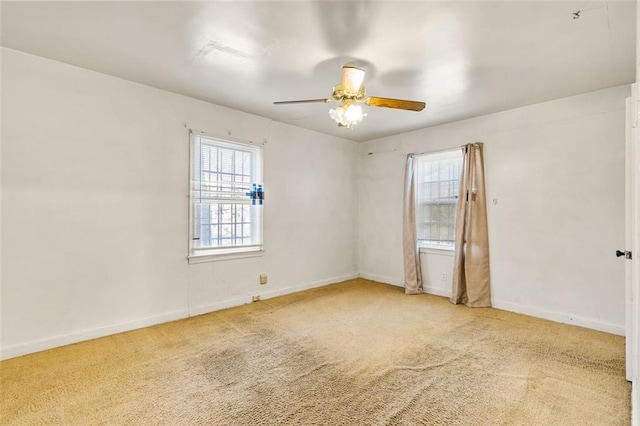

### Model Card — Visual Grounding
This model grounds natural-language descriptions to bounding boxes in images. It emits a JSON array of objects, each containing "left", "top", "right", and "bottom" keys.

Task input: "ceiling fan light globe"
[
  {"left": 328, "top": 107, "right": 344, "bottom": 122},
  {"left": 329, "top": 107, "right": 349, "bottom": 127},
  {"left": 344, "top": 104, "right": 365, "bottom": 122},
  {"left": 329, "top": 103, "right": 366, "bottom": 128}
]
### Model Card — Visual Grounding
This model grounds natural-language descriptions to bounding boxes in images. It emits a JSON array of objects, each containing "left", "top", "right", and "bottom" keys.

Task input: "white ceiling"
[{"left": 1, "top": 1, "right": 636, "bottom": 142}]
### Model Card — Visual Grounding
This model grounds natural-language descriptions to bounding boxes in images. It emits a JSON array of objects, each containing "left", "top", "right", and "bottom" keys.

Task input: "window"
[
  {"left": 189, "top": 134, "right": 263, "bottom": 260},
  {"left": 415, "top": 149, "right": 463, "bottom": 248}
]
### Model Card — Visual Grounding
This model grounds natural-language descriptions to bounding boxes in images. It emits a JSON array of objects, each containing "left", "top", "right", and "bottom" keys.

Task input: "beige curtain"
[
  {"left": 451, "top": 143, "right": 491, "bottom": 307},
  {"left": 403, "top": 154, "right": 422, "bottom": 295}
]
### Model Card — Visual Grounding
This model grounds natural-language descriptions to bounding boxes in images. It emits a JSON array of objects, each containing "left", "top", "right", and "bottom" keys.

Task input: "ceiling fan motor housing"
[{"left": 332, "top": 84, "right": 366, "bottom": 102}]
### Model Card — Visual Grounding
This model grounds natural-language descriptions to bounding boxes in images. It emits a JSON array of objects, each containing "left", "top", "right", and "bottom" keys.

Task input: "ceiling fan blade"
[
  {"left": 342, "top": 66, "right": 366, "bottom": 94},
  {"left": 273, "top": 98, "right": 333, "bottom": 105},
  {"left": 365, "top": 97, "right": 426, "bottom": 112}
]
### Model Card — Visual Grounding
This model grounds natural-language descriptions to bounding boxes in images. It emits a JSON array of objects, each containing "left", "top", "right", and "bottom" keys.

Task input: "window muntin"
[
  {"left": 189, "top": 134, "right": 263, "bottom": 257},
  {"left": 415, "top": 150, "right": 463, "bottom": 247}
]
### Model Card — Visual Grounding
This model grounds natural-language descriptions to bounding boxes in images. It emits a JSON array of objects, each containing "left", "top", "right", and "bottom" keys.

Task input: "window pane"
[
  {"left": 415, "top": 150, "right": 463, "bottom": 246},
  {"left": 190, "top": 136, "right": 263, "bottom": 252}
]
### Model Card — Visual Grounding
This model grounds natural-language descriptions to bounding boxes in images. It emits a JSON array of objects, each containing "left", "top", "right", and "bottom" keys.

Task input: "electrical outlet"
[
  {"left": 441, "top": 273, "right": 448, "bottom": 282},
  {"left": 252, "top": 295, "right": 261, "bottom": 302},
  {"left": 259, "top": 273, "right": 268, "bottom": 285}
]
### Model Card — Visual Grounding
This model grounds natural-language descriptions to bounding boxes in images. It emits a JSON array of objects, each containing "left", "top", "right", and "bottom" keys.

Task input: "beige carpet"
[{"left": 0, "top": 279, "right": 631, "bottom": 425}]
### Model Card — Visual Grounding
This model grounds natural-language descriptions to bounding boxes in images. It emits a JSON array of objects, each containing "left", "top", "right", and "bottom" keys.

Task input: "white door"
[
  {"left": 626, "top": 93, "right": 635, "bottom": 382},
  {"left": 626, "top": 85, "right": 640, "bottom": 399},
  {"left": 632, "top": 85, "right": 640, "bottom": 424}
]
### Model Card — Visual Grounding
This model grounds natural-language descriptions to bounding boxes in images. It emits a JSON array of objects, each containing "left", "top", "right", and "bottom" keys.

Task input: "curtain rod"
[
  {"left": 407, "top": 142, "right": 481, "bottom": 157},
  {"left": 186, "top": 126, "right": 265, "bottom": 147},
  {"left": 365, "top": 148, "right": 398, "bottom": 156}
]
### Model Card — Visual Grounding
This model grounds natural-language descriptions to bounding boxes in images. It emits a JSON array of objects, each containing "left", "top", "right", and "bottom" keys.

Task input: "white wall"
[
  {"left": 0, "top": 48, "right": 359, "bottom": 359},
  {"left": 418, "top": 248, "right": 455, "bottom": 297},
  {"left": 359, "top": 85, "right": 629, "bottom": 335}
]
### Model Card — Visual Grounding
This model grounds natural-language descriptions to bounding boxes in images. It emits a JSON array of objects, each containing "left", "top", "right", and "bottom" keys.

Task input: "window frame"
[
  {"left": 187, "top": 132, "right": 264, "bottom": 263},
  {"left": 414, "top": 148, "right": 463, "bottom": 251}
]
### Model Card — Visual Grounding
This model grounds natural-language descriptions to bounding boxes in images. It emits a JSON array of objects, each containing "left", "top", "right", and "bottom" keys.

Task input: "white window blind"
[
  {"left": 415, "top": 149, "right": 463, "bottom": 247},
  {"left": 189, "top": 134, "right": 263, "bottom": 257}
]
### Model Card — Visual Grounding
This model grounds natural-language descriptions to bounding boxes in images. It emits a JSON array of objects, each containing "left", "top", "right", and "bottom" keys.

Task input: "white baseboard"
[
  {"left": 358, "top": 272, "right": 404, "bottom": 287},
  {"left": 1, "top": 309, "right": 188, "bottom": 361},
  {"left": 422, "top": 286, "right": 451, "bottom": 298},
  {"left": 259, "top": 272, "right": 360, "bottom": 300},
  {"left": 358, "top": 272, "right": 451, "bottom": 298},
  {"left": 492, "top": 299, "right": 625, "bottom": 336},
  {"left": 358, "top": 274, "right": 623, "bottom": 336},
  {"left": 4, "top": 272, "right": 623, "bottom": 360},
  {"left": 189, "top": 296, "right": 253, "bottom": 317},
  {"left": 189, "top": 272, "right": 360, "bottom": 317},
  {"left": 3, "top": 274, "right": 360, "bottom": 361}
]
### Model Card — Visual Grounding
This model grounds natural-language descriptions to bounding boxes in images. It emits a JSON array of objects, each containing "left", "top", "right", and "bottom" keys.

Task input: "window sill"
[
  {"left": 419, "top": 246, "right": 455, "bottom": 256},
  {"left": 188, "top": 247, "right": 264, "bottom": 264}
]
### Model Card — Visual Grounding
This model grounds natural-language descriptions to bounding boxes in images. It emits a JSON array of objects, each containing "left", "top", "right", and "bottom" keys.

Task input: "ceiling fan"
[{"left": 273, "top": 65, "right": 426, "bottom": 129}]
